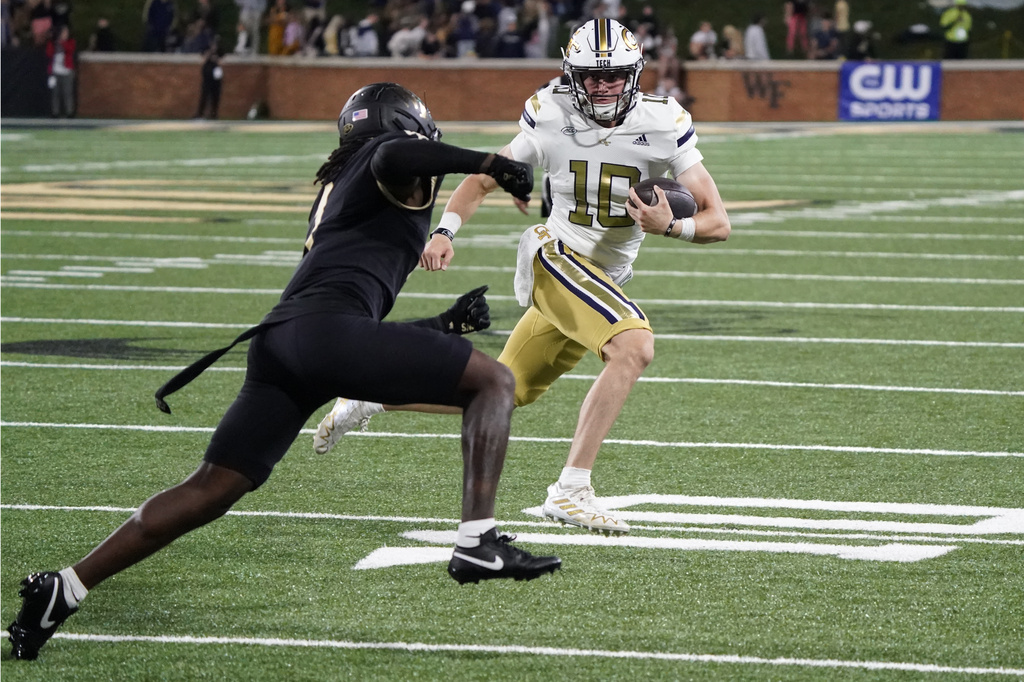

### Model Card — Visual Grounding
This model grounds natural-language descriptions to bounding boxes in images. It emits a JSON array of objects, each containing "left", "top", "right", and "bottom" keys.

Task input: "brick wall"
[{"left": 77, "top": 54, "right": 1024, "bottom": 122}]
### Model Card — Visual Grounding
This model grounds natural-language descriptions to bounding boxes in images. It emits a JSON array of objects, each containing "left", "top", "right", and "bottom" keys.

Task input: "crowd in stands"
[
  {"left": 686, "top": 1, "right": 882, "bottom": 63},
  {"left": 2, "top": 1, "right": 975, "bottom": 65},
  {"left": 2, "top": 0, "right": 977, "bottom": 88},
  {"left": 0, "top": 0, "right": 685, "bottom": 64}
]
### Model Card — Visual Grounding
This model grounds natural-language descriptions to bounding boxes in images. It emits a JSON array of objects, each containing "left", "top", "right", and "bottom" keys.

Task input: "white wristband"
[
  {"left": 675, "top": 216, "right": 696, "bottom": 242},
  {"left": 437, "top": 211, "right": 463, "bottom": 235}
]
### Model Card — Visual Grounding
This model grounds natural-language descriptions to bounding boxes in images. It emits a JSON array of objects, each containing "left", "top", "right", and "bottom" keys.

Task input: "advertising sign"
[{"left": 839, "top": 62, "right": 943, "bottom": 121}]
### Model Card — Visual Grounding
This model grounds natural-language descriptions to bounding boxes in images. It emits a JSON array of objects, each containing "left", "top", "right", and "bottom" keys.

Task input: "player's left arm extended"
[
  {"left": 677, "top": 161, "right": 731, "bottom": 244},
  {"left": 406, "top": 285, "right": 491, "bottom": 334}
]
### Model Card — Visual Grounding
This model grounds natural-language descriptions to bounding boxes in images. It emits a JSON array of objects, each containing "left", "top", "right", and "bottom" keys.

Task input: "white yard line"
[
  {"left": 3, "top": 361, "right": 1021, "bottom": 397},
  {"left": 1, "top": 422, "right": 1020, "bottom": 457},
  {"left": 0, "top": 631, "right": 1016, "bottom": 676},
  {"left": 12, "top": 153, "right": 325, "bottom": 173},
  {"left": 4, "top": 228, "right": 1024, "bottom": 261},
  {"left": 734, "top": 229, "right": 1024, "bottom": 241},
  {"left": 6, "top": 254, "right": 1024, "bottom": 285},
  {"left": 2, "top": 316, "right": 1022, "bottom": 348},
  {"left": 2, "top": 286, "right": 1022, "bottom": 313},
  {"left": 4, "top": 503, "right": 1021, "bottom": 547}
]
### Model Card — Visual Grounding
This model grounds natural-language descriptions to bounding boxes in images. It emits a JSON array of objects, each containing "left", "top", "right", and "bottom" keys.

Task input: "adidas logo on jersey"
[{"left": 632, "top": 134, "right": 650, "bottom": 146}]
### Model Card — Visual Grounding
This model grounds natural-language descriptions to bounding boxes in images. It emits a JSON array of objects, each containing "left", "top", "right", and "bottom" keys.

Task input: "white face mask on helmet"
[{"left": 562, "top": 18, "right": 645, "bottom": 123}]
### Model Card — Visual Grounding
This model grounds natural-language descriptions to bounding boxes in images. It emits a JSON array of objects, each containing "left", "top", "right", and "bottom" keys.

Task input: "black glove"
[
  {"left": 439, "top": 285, "right": 491, "bottom": 334},
  {"left": 485, "top": 155, "right": 533, "bottom": 202}
]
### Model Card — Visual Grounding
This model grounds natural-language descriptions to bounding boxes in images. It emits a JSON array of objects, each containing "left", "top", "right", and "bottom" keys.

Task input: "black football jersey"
[{"left": 276, "top": 132, "right": 442, "bottom": 320}]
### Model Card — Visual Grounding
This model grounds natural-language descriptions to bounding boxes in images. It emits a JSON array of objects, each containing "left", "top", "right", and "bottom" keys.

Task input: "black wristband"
[{"left": 432, "top": 227, "right": 455, "bottom": 242}]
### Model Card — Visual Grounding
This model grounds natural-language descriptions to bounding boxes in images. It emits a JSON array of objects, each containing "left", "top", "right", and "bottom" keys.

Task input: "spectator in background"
[
  {"left": 474, "top": 15, "right": 497, "bottom": 57},
  {"left": 688, "top": 20, "right": 716, "bottom": 60},
  {"left": 182, "top": 17, "right": 216, "bottom": 53},
  {"left": 50, "top": 0, "right": 69, "bottom": 31},
  {"left": 420, "top": 18, "right": 443, "bottom": 58},
  {"left": 88, "top": 17, "right": 116, "bottom": 51},
  {"left": 349, "top": 12, "right": 379, "bottom": 56},
  {"left": 282, "top": 9, "right": 304, "bottom": 54},
  {"left": 845, "top": 19, "right": 876, "bottom": 60},
  {"left": 521, "top": 0, "right": 551, "bottom": 58},
  {"left": 193, "top": 0, "right": 221, "bottom": 33},
  {"left": 449, "top": 1, "right": 478, "bottom": 57},
  {"left": 303, "top": 15, "right": 324, "bottom": 55},
  {"left": 493, "top": 17, "right": 525, "bottom": 57},
  {"left": 29, "top": 0, "right": 53, "bottom": 46},
  {"left": 632, "top": 22, "right": 659, "bottom": 61},
  {"left": 809, "top": 11, "right": 839, "bottom": 59},
  {"left": 784, "top": 0, "right": 810, "bottom": 56},
  {"left": 267, "top": 0, "right": 288, "bottom": 55},
  {"left": 302, "top": 0, "right": 325, "bottom": 27},
  {"left": 233, "top": 20, "right": 250, "bottom": 52},
  {"left": 833, "top": 0, "right": 849, "bottom": 54},
  {"left": 474, "top": 0, "right": 501, "bottom": 23},
  {"left": 720, "top": 24, "right": 743, "bottom": 59},
  {"left": 194, "top": 42, "right": 223, "bottom": 119},
  {"left": 940, "top": 0, "right": 971, "bottom": 59},
  {"left": 744, "top": 13, "right": 770, "bottom": 59},
  {"left": 525, "top": 0, "right": 553, "bottom": 58},
  {"left": 657, "top": 27, "right": 681, "bottom": 83},
  {"left": 387, "top": 14, "right": 426, "bottom": 57},
  {"left": 235, "top": 0, "right": 267, "bottom": 54},
  {"left": 45, "top": 23, "right": 75, "bottom": 117},
  {"left": 143, "top": 0, "right": 177, "bottom": 52},
  {"left": 322, "top": 14, "right": 347, "bottom": 56},
  {"left": 497, "top": 0, "right": 517, "bottom": 34}
]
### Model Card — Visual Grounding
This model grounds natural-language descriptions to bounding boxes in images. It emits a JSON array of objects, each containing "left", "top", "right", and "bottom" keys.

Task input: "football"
[{"left": 627, "top": 177, "right": 697, "bottom": 218}]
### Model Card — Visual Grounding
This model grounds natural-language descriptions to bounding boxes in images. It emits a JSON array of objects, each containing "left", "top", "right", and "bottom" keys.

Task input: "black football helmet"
[{"left": 337, "top": 82, "right": 441, "bottom": 143}]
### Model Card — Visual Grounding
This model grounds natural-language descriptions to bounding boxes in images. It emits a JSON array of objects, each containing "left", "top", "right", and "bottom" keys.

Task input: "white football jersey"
[{"left": 509, "top": 85, "right": 703, "bottom": 271}]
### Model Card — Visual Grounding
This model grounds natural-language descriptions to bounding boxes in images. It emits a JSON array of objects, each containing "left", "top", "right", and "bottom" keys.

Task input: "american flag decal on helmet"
[{"left": 352, "top": 109, "right": 368, "bottom": 121}]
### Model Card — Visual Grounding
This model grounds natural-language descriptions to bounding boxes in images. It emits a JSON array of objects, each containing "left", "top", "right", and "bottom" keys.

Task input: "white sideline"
[
  {"left": 1, "top": 422, "right": 1021, "bottom": 458},
  {"left": 0, "top": 631, "right": 1019, "bottom": 676},
  {"left": 3, "top": 361, "right": 1023, "bottom": 396}
]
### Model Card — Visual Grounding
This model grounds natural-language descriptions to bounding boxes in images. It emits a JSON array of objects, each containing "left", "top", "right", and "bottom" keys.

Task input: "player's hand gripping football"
[
  {"left": 485, "top": 155, "right": 533, "bottom": 203},
  {"left": 440, "top": 285, "right": 491, "bottom": 334},
  {"left": 625, "top": 185, "right": 675, "bottom": 236}
]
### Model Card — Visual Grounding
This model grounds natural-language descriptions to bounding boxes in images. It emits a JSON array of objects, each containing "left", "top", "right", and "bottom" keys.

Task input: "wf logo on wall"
[
  {"left": 839, "top": 62, "right": 943, "bottom": 121},
  {"left": 742, "top": 72, "right": 791, "bottom": 109}
]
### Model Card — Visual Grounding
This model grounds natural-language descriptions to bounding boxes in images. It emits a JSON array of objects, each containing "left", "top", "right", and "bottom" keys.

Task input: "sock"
[
  {"left": 366, "top": 401, "right": 384, "bottom": 414},
  {"left": 59, "top": 567, "right": 88, "bottom": 606},
  {"left": 456, "top": 517, "right": 496, "bottom": 548},
  {"left": 557, "top": 466, "right": 592, "bottom": 490}
]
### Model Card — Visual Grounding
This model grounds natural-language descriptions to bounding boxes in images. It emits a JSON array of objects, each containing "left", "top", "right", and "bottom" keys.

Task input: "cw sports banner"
[{"left": 839, "top": 62, "right": 943, "bottom": 121}]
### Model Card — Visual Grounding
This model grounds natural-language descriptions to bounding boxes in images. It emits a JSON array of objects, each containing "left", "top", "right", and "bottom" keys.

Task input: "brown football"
[{"left": 628, "top": 177, "right": 697, "bottom": 218}]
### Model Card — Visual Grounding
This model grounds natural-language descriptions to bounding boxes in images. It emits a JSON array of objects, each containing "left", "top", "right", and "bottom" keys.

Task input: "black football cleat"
[
  {"left": 447, "top": 529, "right": 561, "bottom": 584},
  {"left": 8, "top": 572, "right": 79, "bottom": 660}
]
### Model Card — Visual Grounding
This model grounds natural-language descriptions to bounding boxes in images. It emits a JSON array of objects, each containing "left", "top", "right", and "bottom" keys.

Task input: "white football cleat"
[
  {"left": 542, "top": 482, "right": 630, "bottom": 535},
  {"left": 312, "top": 398, "right": 379, "bottom": 455}
]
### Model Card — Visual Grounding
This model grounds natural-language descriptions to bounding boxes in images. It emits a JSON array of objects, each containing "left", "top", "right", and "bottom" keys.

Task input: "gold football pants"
[{"left": 498, "top": 241, "right": 652, "bottom": 407}]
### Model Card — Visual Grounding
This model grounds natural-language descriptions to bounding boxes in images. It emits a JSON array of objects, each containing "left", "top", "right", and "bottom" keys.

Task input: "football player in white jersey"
[{"left": 314, "top": 18, "right": 730, "bottom": 535}]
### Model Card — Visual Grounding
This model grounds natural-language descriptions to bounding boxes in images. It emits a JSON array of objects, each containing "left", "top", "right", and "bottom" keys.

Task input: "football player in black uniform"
[{"left": 8, "top": 82, "right": 561, "bottom": 662}]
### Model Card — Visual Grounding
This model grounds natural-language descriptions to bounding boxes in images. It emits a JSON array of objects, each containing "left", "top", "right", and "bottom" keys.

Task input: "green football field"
[{"left": 1, "top": 119, "right": 1022, "bottom": 680}]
